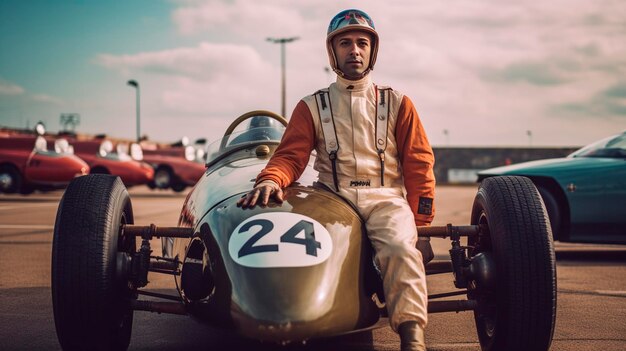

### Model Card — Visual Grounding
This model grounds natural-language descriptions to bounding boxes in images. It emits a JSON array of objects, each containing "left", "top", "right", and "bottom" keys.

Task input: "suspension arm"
[
  {"left": 417, "top": 224, "right": 480, "bottom": 238},
  {"left": 428, "top": 299, "right": 477, "bottom": 313},
  {"left": 122, "top": 224, "right": 194, "bottom": 239}
]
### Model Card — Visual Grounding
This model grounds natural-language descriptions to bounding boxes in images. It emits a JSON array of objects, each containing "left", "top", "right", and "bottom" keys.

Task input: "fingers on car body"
[{"left": 237, "top": 183, "right": 283, "bottom": 208}]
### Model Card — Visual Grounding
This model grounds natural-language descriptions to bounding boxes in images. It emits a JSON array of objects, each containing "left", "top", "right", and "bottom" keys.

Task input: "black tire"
[
  {"left": 469, "top": 176, "right": 556, "bottom": 351},
  {"left": 91, "top": 166, "right": 110, "bottom": 174},
  {"left": 171, "top": 181, "right": 187, "bottom": 193},
  {"left": 19, "top": 184, "right": 35, "bottom": 195},
  {"left": 0, "top": 164, "right": 22, "bottom": 194},
  {"left": 153, "top": 166, "right": 172, "bottom": 189},
  {"left": 537, "top": 186, "right": 562, "bottom": 241},
  {"left": 52, "top": 174, "right": 136, "bottom": 351}
]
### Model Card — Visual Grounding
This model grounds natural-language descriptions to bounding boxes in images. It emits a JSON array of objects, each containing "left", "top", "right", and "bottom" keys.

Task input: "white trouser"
[{"left": 336, "top": 186, "right": 428, "bottom": 331}]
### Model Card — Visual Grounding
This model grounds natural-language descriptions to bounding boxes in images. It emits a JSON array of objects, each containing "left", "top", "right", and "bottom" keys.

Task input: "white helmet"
[{"left": 326, "top": 9, "right": 379, "bottom": 78}]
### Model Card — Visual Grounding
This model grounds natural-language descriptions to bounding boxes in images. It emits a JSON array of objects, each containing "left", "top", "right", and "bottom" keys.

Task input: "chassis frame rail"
[{"left": 122, "top": 224, "right": 481, "bottom": 240}]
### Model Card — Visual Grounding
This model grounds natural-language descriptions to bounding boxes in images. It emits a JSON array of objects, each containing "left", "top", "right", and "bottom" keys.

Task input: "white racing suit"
[{"left": 257, "top": 74, "right": 436, "bottom": 331}]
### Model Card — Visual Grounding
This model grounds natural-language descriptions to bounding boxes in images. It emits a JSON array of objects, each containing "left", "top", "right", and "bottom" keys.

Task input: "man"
[{"left": 238, "top": 9, "right": 435, "bottom": 351}]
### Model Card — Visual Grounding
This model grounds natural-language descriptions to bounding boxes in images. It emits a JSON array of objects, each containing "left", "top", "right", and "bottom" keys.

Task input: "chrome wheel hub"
[{"left": 0, "top": 173, "right": 12, "bottom": 191}]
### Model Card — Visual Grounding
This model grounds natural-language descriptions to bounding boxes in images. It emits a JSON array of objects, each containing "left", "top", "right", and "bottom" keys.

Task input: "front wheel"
[
  {"left": 52, "top": 174, "right": 136, "bottom": 350},
  {"left": 469, "top": 176, "right": 556, "bottom": 351},
  {"left": 153, "top": 166, "right": 173, "bottom": 189},
  {"left": 0, "top": 164, "right": 22, "bottom": 194}
]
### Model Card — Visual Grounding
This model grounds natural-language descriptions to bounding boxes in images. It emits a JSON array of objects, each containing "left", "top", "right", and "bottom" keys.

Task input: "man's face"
[{"left": 332, "top": 31, "right": 372, "bottom": 80}]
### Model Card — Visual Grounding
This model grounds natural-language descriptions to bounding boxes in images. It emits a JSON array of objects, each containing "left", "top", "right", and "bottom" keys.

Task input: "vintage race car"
[
  {"left": 0, "top": 130, "right": 89, "bottom": 194},
  {"left": 140, "top": 140, "right": 206, "bottom": 192},
  {"left": 478, "top": 131, "right": 626, "bottom": 244},
  {"left": 67, "top": 137, "right": 154, "bottom": 187},
  {"left": 51, "top": 111, "right": 557, "bottom": 351}
]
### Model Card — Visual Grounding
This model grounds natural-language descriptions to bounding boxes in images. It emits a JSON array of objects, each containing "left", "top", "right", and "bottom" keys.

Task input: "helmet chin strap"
[{"left": 332, "top": 64, "right": 372, "bottom": 81}]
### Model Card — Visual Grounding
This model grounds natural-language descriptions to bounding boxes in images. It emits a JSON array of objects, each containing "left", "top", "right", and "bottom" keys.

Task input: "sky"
[{"left": 1, "top": 0, "right": 625, "bottom": 147}]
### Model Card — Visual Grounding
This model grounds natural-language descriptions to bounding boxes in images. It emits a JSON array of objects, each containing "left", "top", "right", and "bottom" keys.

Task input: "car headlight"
[
  {"left": 195, "top": 148, "right": 205, "bottom": 162},
  {"left": 54, "top": 138, "right": 71, "bottom": 154},
  {"left": 130, "top": 143, "right": 143, "bottom": 161},
  {"left": 35, "top": 122, "right": 46, "bottom": 136},
  {"left": 35, "top": 136, "right": 48, "bottom": 152},
  {"left": 185, "top": 145, "right": 195, "bottom": 161},
  {"left": 99, "top": 140, "right": 113, "bottom": 157},
  {"left": 116, "top": 143, "right": 129, "bottom": 156}
]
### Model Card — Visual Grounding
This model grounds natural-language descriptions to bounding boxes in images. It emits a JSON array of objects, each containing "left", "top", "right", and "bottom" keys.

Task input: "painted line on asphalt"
[
  {"left": 595, "top": 290, "right": 626, "bottom": 297},
  {"left": 0, "top": 203, "right": 58, "bottom": 211},
  {"left": 560, "top": 288, "right": 626, "bottom": 298},
  {"left": 428, "top": 343, "right": 481, "bottom": 349},
  {"left": 0, "top": 224, "right": 54, "bottom": 230}
]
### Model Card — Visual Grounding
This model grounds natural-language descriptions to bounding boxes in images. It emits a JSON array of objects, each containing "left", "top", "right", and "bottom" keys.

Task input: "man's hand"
[{"left": 237, "top": 180, "right": 284, "bottom": 208}]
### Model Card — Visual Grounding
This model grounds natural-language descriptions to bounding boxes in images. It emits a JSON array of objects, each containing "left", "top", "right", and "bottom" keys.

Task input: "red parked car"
[
  {"left": 0, "top": 132, "right": 89, "bottom": 194},
  {"left": 140, "top": 139, "right": 206, "bottom": 192},
  {"left": 67, "top": 137, "right": 154, "bottom": 187}
]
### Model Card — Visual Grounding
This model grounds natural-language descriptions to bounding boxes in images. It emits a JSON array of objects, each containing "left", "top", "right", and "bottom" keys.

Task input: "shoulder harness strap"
[
  {"left": 375, "top": 86, "right": 391, "bottom": 186},
  {"left": 314, "top": 89, "right": 340, "bottom": 191}
]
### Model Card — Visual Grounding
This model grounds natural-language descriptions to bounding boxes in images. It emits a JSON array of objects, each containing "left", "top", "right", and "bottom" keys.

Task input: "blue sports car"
[{"left": 478, "top": 132, "right": 626, "bottom": 244}]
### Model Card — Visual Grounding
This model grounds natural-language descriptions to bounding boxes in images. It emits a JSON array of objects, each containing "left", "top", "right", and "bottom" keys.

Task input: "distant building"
[{"left": 432, "top": 147, "right": 580, "bottom": 184}]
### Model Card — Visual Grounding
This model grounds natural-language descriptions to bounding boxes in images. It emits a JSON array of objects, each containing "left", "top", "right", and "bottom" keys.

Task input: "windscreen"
[
  {"left": 569, "top": 133, "right": 626, "bottom": 158},
  {"left": 205, "top": 125, "right": 285, "bottom": 164}
]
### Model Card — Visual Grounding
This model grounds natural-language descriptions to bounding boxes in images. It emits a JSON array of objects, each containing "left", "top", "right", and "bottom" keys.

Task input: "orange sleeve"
[
  {"left": 395, "top": 96, "right": 436, "bottom": 226},
  {"left": 255, "top": 100, "right": 315, "bottom": 188}
]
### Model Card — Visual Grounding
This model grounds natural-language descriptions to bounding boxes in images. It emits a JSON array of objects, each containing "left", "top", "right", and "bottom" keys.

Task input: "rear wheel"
[
  {"left": 0, "top": 164, "right": 22, "bottom": 194},
  {"left": 19, "top": 184, "right": 35, "bottom": 195},
  {"left": 153, "top": 166, "right": 173, "bottom": 189},
  {"left": 52, "top": 174, "right": 136, "bottom": 350},
  {"left": 171, "top": 181, "right": 187, "bottom": 193},
  {"left": 469, "top": 176, "right": 556, "bottom": 351}
]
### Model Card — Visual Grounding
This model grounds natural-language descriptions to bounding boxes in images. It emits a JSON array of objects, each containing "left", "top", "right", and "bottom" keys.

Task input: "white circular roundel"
[{"left": 228, "top": 212, "right": 333, "bottom": 268}]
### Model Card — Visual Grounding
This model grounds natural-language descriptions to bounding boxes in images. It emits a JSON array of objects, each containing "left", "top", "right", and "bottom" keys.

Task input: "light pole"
[
  {"left": 527, "top": 130, "right": 533, "bottom": 147},
  {"left": 443, "top": 129, "right": 449, "bottom": 146},
  {"left": 127, "top": 80, "right": 140, "bottom": 142},
  {"left": 267, "top": 37, "right": 299, "bottom": 117}
]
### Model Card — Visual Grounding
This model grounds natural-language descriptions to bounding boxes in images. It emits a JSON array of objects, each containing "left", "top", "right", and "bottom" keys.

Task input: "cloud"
[
  {"left": 31, "top": 94, "right": 64, "bottom": 105},
  {"left": 172, "top": 0, "right": 306, "bottom": 38},
  {"left": 551, "top": 81, "right": 626, "bottom": 118},
  {"left": 95, "top": 42, "right": 286, "bottom": 121},
  {"left": 552, "top": 101, "right": 626, "bottom": 117},
  {"left": 0, "top": 79, "right": 25, "bottom": 96},
  {"left": 96, "top": 42, "right": 270, "bottom": 80},
  {"left": 481, "top": 62, "right": 569, "bottom": 86},
  {"left": 606, "top": 102, "right": 626, "bottom": 115},
  {"left": 0, "top": 79, "right": 62, "bottom": 106},
  {"left": 603, "top": 82, "right": 626, "bottom": 99}
]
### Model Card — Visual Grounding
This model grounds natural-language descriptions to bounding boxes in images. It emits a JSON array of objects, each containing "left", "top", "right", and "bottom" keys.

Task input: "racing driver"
[{"left": 239, "top": 9, "right": 435, "bottom": 351}]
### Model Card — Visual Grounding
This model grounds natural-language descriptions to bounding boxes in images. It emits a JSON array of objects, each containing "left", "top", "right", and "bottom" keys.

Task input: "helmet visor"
[{"left": 327, "top": 9, "right": 375, "bottom": 36}]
